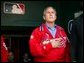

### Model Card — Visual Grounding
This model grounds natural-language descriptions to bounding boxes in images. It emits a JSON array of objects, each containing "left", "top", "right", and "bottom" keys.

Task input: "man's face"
[{"left": 43, "top": 7, "right": 57, "bottom": 23}]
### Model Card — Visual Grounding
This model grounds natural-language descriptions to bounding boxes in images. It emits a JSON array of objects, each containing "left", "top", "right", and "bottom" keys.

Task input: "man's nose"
[{"left": 49, "top": 13, "right": 52, "bottom": 16}]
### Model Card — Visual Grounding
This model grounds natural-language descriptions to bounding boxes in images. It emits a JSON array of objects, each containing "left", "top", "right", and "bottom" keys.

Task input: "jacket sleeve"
[
  {"left": 65, "top": 41, "right": 71, "bottom": 62},
  {"left": 42, "top": 42, "right": 52, "bottom": 54},
  {"left": 29, "top": 28, "right": 53, "bottom": 57},
  {"left": 61, "top": 28, "right": 71, "bottom": 62}
]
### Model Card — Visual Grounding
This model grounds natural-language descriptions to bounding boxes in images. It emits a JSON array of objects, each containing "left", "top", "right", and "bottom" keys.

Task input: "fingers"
[
  {"left": 59, "top": 41, "right": 66, "bottom": 48},
  {"left": 50, "top": 38, "right": 66, "bottom": 48},
  {"left": 55, "top": 38, "right": 62, "bottom": 42},
  {"left": 42, "top": 38, "right": 66, "bottom": 48},
  {"left": 42, "top": 40, "right": 50, "bottom": 45},
  {"left": 50, "top": 40, "right": 60, "bottom": 48}
]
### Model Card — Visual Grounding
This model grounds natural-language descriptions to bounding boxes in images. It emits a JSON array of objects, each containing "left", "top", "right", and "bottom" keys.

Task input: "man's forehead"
[
  {"left": 44, "top": 7, "right": 56, "bottom": 13},
  {"left": 43, "top": 6, "right": 57, "bottom": 15}
]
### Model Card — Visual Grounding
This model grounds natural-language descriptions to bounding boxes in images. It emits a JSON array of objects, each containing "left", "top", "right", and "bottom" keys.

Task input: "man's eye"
[
  {"left": 46, "top": 12, "right": 50, "bottom": 13},
  {"left": 52, "top": 12, "right": 53, "bottom": 13}
]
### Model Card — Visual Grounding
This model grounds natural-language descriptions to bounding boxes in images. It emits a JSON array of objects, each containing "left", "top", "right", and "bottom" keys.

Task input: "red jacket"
[
  {"left": 1, "top": 35, "right": 8, "bottom": 62},
  {"left": 29, "top": 24, "right": 71, "bottom": 62}
]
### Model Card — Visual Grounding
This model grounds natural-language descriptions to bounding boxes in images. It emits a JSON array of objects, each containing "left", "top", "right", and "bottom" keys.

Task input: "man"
[
  {"left": 8, "top": 51, "right": 14, "bottom": 62},
  {"left": 70, "top": 1, "right": 83, "bottom": 62},
  {"left": 1, "top": 35, "right": 8, "bottom": 62},
  {"left": 70, "top": 13, "right": 83, "bottom": 62},
  {"left": 29, "top": 6, "right": 71, "bottom": 62}
]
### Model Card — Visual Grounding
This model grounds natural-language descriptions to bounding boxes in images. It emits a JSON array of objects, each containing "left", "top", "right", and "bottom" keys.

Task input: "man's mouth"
[{"left": 49, "top": 16, "right": 54, "bottom": 19}]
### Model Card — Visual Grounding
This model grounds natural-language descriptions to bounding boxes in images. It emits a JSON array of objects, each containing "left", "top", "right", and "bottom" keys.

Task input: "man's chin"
[{"left": 47, "top": 21, "right": 55, "bottom": 23}]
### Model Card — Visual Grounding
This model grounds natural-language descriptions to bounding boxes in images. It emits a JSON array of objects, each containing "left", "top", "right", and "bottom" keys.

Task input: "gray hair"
[{"left": 43, "top": 6, "right": 56, "bottom": 16}]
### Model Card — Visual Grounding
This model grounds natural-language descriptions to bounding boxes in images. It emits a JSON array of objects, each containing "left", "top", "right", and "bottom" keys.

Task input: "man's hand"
[
  {"left": 42, "top": 38, "right": 62, "bottom": 46},
  {"left": 42, "top": 40, "right": 50, "bottom": 45},
  {"left": 50, "top": 38, "right": 66, "bottom": 48},
  {"left": 50, "top": 38, "right": 62, "bottom": 48},
  {"left": 42, "top": 38, "right": 66, "bottom": 48}
]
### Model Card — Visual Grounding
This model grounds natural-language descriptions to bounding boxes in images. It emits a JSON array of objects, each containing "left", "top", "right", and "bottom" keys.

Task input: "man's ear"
[{"left": 43, "top": 16, "right": 45, "bottom": 20}]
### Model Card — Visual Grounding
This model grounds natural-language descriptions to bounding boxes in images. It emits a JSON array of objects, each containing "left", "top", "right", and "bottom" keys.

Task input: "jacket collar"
[{"left": 42, "top": 23, "right": 58, "bottom": 38}]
